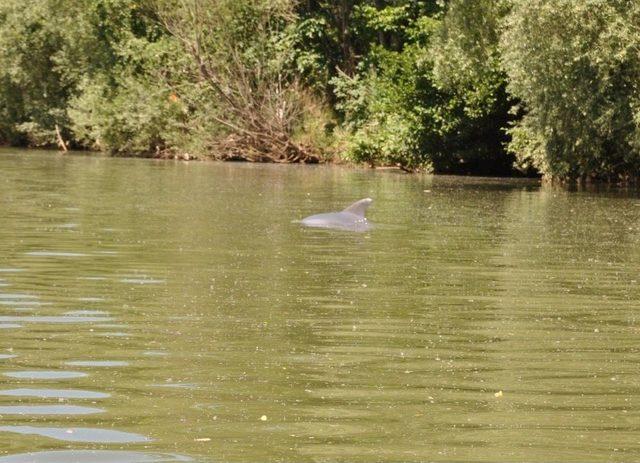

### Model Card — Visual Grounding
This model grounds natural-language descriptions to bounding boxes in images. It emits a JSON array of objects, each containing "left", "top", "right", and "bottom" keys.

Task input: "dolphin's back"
[{"left": 300, "top": 198, "right": 373, "bottom": 232}]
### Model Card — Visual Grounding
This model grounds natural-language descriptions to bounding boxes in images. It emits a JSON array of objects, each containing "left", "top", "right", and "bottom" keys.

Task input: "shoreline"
[
  {"left": 7, "top": 147, "right": 640, "bottom": 189},
  {"left": 0, "top": 145, "right": 543, "bottom": 181},
  {"left": 22, "top": 146, "right": 640, "bottom": 187}
]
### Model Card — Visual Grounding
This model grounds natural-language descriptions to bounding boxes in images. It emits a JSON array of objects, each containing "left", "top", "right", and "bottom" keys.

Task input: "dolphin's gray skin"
[{"left": 301, "top": 198, "right": 373, "bottom": 232}]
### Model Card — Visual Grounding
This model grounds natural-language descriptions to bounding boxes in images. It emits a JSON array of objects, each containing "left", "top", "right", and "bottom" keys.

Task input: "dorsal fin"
[{"left": 342, "top": 198, "right": 373, "bottom": 218}]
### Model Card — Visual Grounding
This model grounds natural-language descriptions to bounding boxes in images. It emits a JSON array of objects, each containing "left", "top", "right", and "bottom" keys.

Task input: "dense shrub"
[
  {"left": 332, "top": 1, "right": 514, "bottom": 174},
  {"left": 1, "top": 0, "right": 638, "bottom": 180},
  {"left": 501, "top": 0, "right": 640, "bottom": 180}
]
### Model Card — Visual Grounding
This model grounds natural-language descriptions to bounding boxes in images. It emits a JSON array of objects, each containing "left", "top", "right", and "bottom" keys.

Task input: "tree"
[
  {"left": 155, "top": 0, "right": 322, "bottom": 162},
  {"left": 429, "top": 0, "right": 515, "bottom": 175},
  {"left": 501, "top": 0, "right": 640, "bottom": 181},
  {"left": 333, "top": 0, "right": 517, "bottom": 174},
  {"left": 0, "top": 0, "right": 77, "bottom": 145}
]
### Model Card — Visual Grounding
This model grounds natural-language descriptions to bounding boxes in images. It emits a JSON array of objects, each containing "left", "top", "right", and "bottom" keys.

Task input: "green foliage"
[
  {"left": 332, "top": 0, "right": 515, "bottom": 174},
  {"left": 69, "top": 75, "right": 182, "bottom": 156},
  {"left": 1, "top": 0, "right": 638, "bottom": 179},
  {"left": 329, "top": 3, "right": 438, "bottom": 170},
  {"left": 332, "top": 42, "right": 435, "bottom": 170},
  {"left": 501, "top": 0, "right": 640, "bottom": 180},
  {"left": 432, "top": 0, "right": 510, "bottom": 118},
  {"left": 428, "top": 0, "right": 515, "bottom": 174},
  {"left": 66, "top": 0, "right": 182, "bottom": 155},
  {"left": 0, "top": 0, "right": 178, "bottom": 153},
  {"left": 0, "top": 0, "right": 76, "bottom": 144},
  {"left": 152, "top": 0, "right": 326, "bottom": 162}
]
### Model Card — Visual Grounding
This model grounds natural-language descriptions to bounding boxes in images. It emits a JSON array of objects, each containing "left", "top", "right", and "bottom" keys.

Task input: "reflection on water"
[
  {"left": 65, "top": 361, "right": 129, "bottom": 367},
  {"left": 0, "top": 426, "right": 150, "bottom": 443},
  {"left": 0, "top": 388, "right": 110, "bottom": 399},
  {"left": 0, "top": 316, "right": 112, "bottom": 323},
  {"left": 0, "top": 451, "right": 192, "bottom": 463},
  {"left": 0, "top": 150, "right": 639, "bottom": 462},
  {"left": 0, "top": 294, "right": 38, "bottom": 299},
  {"left": 0, "top": 300, "right": 49, "bottom": 306},
  {"left": 25, "top": 251, "right": 90, "bottom": 257},
  {"left": 3, "top": 371, "right": 88, "bottom": 380},
  {"left": 64, "top": 310, "right": 110, "bottom": 315},
  {"left": 0, "top": 405, "right": 104, "bottom": 415},
  {"left": 119, "top": 278, "right": 166, "bottom": 285}
]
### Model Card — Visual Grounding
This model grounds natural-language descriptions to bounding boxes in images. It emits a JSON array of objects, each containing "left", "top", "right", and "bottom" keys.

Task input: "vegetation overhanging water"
[{"left": 1, "top": 1, "right": 639, "bottom": 181}]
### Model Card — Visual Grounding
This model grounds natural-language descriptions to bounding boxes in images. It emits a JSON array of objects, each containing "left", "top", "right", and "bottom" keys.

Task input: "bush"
[
  {"left": 501, "top": 0, "right": 640, "bottom": 180},
  {"left": 332, "top": 43, "right": 435, "bottom": 171},
  {"left": 0, "top": 0, "right": 77, "bottom": 145},
  {"left": 69, "top": 74, "right": 183, "bottom": 156},
  {"left": 156, "top": 0, "right": 326, "bottom": 162},
  {"left": 332, "top": 1, "right": 515, "bottom": 174}
]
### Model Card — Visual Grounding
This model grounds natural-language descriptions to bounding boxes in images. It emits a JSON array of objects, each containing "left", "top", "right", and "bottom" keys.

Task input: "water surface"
[{"left": 0, "top": 149, "right": 639, "bottom": 462}]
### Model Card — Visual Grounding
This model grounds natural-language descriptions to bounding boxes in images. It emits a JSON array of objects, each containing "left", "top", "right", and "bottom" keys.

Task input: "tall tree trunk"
[{"left": 336, "top": 0, "right": 356, "bottom": 75}]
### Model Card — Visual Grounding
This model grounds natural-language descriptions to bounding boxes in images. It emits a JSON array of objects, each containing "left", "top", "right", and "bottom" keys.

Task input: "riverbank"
[
  {"left": 10, "top": 143, "right": 539, "bottom": 179},
  {"left": 2, "top": 1, "right": 639, "bottom": 183},
  {"left": 14, "top": 143, "right": 640, "bottom": 185}
]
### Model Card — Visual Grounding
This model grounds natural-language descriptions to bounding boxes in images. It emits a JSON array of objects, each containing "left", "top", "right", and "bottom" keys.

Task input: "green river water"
[{"left": 0, "top": 149, "right": 639, "bottom": 462}]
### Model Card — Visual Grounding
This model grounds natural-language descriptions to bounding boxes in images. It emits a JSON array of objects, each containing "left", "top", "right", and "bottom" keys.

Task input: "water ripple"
[
  {"left": 0, "top": 405, "right": 103, "bottom": 415},
  {"left": 25, "top": 251, "right": 89, "bottom": 257},
  {"left": 0, "top": 388, "right": 109, "bottom": 399},
  {"left": 0, "top": 426, "right": 150, "bottom": 443},
  {"left": 0, "top": 316, "right": 112, "bottom": 324},
  {"left": 3, "top": 371, "right": 88, "bottom": 380},
  {"left": 0, "top": 451, "right": 192, "bottom": 463},
  {"left": 65, "top": 360, "right": 129, "bottom": 367}
]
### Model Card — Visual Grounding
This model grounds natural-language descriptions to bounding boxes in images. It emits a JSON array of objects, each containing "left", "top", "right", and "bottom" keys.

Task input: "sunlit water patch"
[
  {"left": 143, "top": 351, "right": 169, "bottom": 357},
  {"left": 94, "top": 332, "right": 129, "bottom": 338},
  {"left": 65, "top": 360, "right": 129, "bottom": 367},
  {"left": 0, "top": 451, "right": 192, "bottom": 463},
  {"left": 0, "top": 405, "right": 103, "bottom": 415},
  {"left": 0, "top": 294, "right": 38, "bottom": 300},
  {"left": 64, "top": 310, "right": 110, "bottom": 316},
  {"left": 0, "top": 388, "right": 109, "bottom": 399},
  {"left": 0, "top": 316, "right": 112, "bottom": 324},
  {"left": 25, "top": 251, "right": 89, "bottom": 257},
  {"left": 3, "top": 371, "right": 88, "bottom": 380},
  {"left": 150, "top": 383, "right": 198, "bottom": 390},
  {"left": 119, "top": 278, "right": 166, "bottom": 285},
  {"left": 0, "top": 301, "right": 49, "bottom": 306},
  {"left": 0, "top": 426, "right": 150, "bottom": 443}
]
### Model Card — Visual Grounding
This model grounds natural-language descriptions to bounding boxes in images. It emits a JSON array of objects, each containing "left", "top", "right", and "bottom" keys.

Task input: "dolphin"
[{"left": 300, "top": 198, "right": 373, "bottom": 232}]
